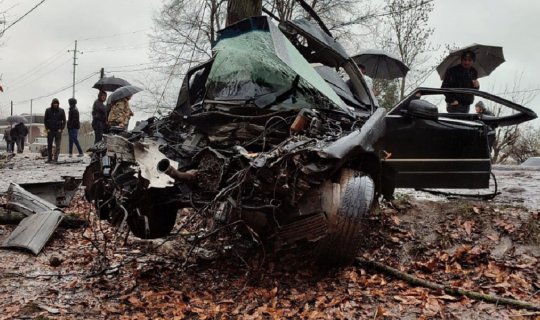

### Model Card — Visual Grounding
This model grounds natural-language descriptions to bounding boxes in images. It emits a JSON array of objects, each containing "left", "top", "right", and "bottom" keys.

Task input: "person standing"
[
  {"left": 108, "top": 95, "right": 134, "bottom": 129},
  {"left": 441, "top": 50, "right": 480, "bottom": 113},
  {"left": 92, "top": 91, "right": 108, "bottom": 143},
  {"left": 44, "top": 98, "right": 66, "bottom": 163},
  {"left": 12, "top": 122, "right": 29, "bottom": 153},
  {"left": 475, "top": 101, "right": 494, "bottom": 116},
  {"left": 3, "top": 126, "right": 13, "bottom": 153},
  {"left": 67, "top": 98, "right": 84, "bottom": 157}
]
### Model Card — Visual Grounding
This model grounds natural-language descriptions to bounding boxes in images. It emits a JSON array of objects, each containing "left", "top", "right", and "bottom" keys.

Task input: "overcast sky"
[{"left": 0, "top": 0, "right": 539, "bottom": 126}]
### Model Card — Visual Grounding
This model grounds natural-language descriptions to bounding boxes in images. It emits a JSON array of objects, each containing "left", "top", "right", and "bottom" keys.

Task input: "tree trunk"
[{"left": 226, "top": 0, "right": 262, "bottom": 26}]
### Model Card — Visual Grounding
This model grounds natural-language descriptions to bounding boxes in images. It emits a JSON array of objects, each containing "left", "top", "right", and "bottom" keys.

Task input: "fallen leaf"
[
  {"left": 423, "top": 297, "right": 441, "bottom": 317},
  {"left": 394, "top": 295, "right": 423, "bottom": 305},
  {"left": 487, "top": 232, "right": 500, "bottom": 242},
  {"left": 463, "top": 220, "right": 474, "bottom": 236},
  {"left": 128, "top": 296, "right": 143, "bottom": 308}
]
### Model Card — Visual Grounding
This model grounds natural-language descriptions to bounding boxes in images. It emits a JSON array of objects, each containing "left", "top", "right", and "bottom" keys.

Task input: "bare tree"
[
  {"left": 227, "top": 0, "right": 262, "bottom": 26},
  {"left": 150, "top": 0, "right": 378, "bottom": 76},
  {"left": 504, "top": 125, "right": 540, "bottom": 164},
  {"left": 381, "top": 0, "right": 435, "bottom": 99},
  {"left": 486, "top": 75, "right": 538, "bottom": 164}
]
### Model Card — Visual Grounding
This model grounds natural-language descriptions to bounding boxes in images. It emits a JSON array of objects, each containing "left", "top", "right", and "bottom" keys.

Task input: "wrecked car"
[{"left": 83, "top": 16, "right": 537, "bottom": 266}]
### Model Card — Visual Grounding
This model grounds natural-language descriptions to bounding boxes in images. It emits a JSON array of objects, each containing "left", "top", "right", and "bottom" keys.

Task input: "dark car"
[
  {"left": 378, "top": 87, "right": 536, "bottom": 197},
  {"left": 83, "top": 16, "right": 536, "bottom": 266}
]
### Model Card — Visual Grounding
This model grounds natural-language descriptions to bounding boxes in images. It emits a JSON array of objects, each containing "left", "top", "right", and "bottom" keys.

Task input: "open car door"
[{"left": 378, "top": 87, "right": 537, "bottom": 194}]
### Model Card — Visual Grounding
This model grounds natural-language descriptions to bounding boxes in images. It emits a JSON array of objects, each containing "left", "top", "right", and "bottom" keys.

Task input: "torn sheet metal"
[
  {"left": 2, "top": 183, "right": 65, "bottom": 255},
  {"left": 19, "top": 177, "right": 81, "bottom": 207},
  {"left": 1, "top": 210, "right": 63, "bottom": 255},
  {"left": 133, "top": 140, "right": 179, "bottom": 188},
  {"left": 104, "top": 135, "right": 179, "bottom": 188}
]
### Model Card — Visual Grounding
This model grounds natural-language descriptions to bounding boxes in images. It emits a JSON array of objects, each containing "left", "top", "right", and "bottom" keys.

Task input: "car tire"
[
  {"left": 315, "top": 169, "right": 375, "bottom": 266},
  {"left": 127, "top": 193, "right": 178, "bottom": 239}
]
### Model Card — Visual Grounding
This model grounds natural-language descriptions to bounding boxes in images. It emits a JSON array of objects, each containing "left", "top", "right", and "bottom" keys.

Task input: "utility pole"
[
  {"left": 10, "top": 101, "right": 13, "bottom": 116},
  {"left": 68, "top": 40, "right": 83, "bottom": 98},
  {"left": 100, "top": 67, "right": 105, "bottom": 79},
  {"left": 29, "top": 99, "right": 33, "bottom": 143}
]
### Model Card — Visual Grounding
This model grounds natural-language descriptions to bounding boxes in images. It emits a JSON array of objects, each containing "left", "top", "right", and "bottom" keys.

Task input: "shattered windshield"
[{"left": 205, "top": 17, "right": 351, "bottom": 115}]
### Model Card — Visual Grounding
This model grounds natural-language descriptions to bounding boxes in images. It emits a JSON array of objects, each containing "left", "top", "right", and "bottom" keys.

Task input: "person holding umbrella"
[
  {"left": 441, "top": 50, "right": 480, "bottom": 113},
  {"left": 106, "top": 85, "right": 142, "bottom": 130},
  {"left": 12, "top": 122, "right": 29, "bottom": 153},
  {"left": 92, "top": 91, "right": 108, "bottom": 143},
  {"left": 44, "top": 98, "right": 66, "bottom": 163},
  {"left": 91, "top": 76, "right": 131, "bottom": 141},
  {"left": 108, "top": 95, "right": 134, "bottom": 129}
]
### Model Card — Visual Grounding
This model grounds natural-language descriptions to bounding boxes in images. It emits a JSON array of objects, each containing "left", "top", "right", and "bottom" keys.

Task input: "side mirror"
[{"left": 405, "top": 99, "right": 439, "bottom": 120}]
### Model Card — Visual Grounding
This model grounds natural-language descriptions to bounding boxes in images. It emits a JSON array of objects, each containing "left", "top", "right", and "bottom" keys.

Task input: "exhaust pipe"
[{"left": 157, "top": 159, "right": 196, "bottom": 182}]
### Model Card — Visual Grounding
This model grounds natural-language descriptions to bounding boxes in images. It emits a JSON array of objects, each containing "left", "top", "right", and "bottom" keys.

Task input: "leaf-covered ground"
[{"left": 1, "top": 190, "right": 539, "bottom": 319}]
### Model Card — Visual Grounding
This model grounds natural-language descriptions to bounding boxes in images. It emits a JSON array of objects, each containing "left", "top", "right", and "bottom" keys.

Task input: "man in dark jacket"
[
  {"left": 92, "top": 91, "right": 108, "bottom": 143},
  {"left": 12, "top": 122, "right": 29, "bottom": 153},
  {"left": 44, "top": 97, "right": 66, "bottom": 163},
  {"left": 441, "top": 50, "right": 480, "bottom": 113},
  {"left": 67, "top": 98, "right": 84, "bottom": 157}
]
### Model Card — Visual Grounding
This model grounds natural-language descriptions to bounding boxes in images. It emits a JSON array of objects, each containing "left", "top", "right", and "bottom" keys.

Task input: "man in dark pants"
[
  {"left": 441, "top": 50, "right": 480, "bottom": 113},
  {"left": 12, "top": 122, "right": 29, "bottom": 153},
  {"left": 92, "top": 91, "right": 108, "bottom": 143},
  {"left": 44, "top": 98, "right": 66, "bottom": 163},
  {"left": 67, "top": 98, "right": 84, "bottom": 157}
]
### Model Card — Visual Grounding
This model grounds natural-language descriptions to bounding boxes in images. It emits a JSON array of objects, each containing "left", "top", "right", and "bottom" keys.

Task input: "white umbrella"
[
  {"left": 437, "top": 43, "right": 505, "bottom": 79},
  {"left": 107, "top": 85, "right": 143, "bottom": 105},
  {"left": 6, "top": 115, "right": 28, "bottom": 124}
]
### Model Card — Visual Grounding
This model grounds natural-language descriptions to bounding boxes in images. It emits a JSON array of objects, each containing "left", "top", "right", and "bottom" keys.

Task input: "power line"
[
  {"left": 8, "top": 58, "right": 72, "bottom": 93},
  {"left": 495, "top": 88, "right": 540, "bottom": 96},
  {"left": 84, "top": 44, "right": 149, "bottom": 54},
  {"left": 108, "top": 67, "right": 158, "bottom": 73},
  {"left": 13, "top": 71, "right": 99, "bottom": 105},
  {"left": 7, "top": 43, "right": 72, "bottom": 85},
  {"left": 104, "top": 62, "right": 154, "bottom": 70},
  {"left": 79, "top": 29, "right": 149, "bottom": 42},
  {"left": 0, "top": 0, "right": 48, "bottom": 35}
]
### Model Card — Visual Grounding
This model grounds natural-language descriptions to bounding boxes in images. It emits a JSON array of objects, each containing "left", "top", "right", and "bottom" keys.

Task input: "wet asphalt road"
[
  {"left": 0, "top": 153, "right": 90, "bottom": 194},
  {"left": 399, "top": 165, "right": 540, "bottom": 211},
  {"left": 1, "top": 153, "right": 539, "bottom": 211}
]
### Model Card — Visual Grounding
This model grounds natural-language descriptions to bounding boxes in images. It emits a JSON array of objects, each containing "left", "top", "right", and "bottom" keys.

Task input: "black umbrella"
[
  {"left": 352, "top": 49, "right": 409, "bottom": 80},
  {"left": 92, "top": 76, "right": 131, "bottom": 92},
  {"left": 437, "top": 43, "right": 505, "bottom": 79},
  {"left": 107, "top": 85, "right": 143, "bottom": 104},
  {"left": 6, "top": 115, "right": 28, "bottom": 124}
]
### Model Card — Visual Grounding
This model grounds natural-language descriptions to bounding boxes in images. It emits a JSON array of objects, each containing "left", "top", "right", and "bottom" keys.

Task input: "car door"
[{"left": 378, "top": 87, "right": 537, "bottom": 192}]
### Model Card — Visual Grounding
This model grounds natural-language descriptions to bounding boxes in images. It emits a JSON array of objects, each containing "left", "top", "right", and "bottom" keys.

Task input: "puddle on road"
[{"left": 396, "top": 166, "right": 540, "bottom": 211}]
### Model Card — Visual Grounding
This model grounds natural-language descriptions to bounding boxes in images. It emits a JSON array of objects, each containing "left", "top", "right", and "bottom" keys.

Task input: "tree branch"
[{"left": 356, "top": 258, "right": 540, "bottom": 312}]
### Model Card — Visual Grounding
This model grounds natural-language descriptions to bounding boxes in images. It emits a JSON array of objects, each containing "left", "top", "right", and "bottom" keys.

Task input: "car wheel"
[
  {"left": 127, "top": 192, "right": 178, "bottom": 239},
  {"left": 315, "top": 169, "right": 375, "bottom": 266}
]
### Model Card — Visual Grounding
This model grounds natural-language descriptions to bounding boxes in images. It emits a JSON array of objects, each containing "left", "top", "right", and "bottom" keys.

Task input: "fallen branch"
[{"left": 356, "top": 258, "right": 540, "bottom": 312}]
